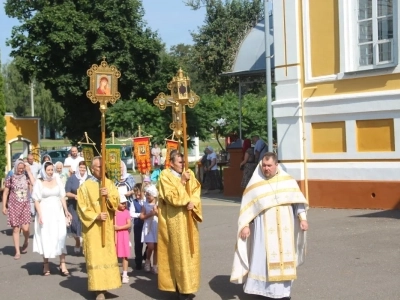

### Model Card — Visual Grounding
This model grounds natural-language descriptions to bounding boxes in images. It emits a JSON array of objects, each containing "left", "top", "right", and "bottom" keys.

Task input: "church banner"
[
  {"left": 133, "top": 137, "right": 151, "bottom": 174},
  {"left": 81, "top": 143, "right": 97, "bottom": 173},
  {"left": 106, "top": 144, "right": 122, "bottom": 181},
  {"left": 165, "top": 139, "right": 180, "bottom": 169}
]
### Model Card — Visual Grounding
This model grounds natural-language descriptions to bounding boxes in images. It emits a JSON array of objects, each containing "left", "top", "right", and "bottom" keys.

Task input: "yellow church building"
[{"left": 272, "top": 0, "right": 400, "bottom": 209}]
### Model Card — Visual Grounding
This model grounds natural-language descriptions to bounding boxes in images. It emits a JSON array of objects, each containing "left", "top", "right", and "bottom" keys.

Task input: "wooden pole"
[
  {"left": 100, "top": 111, "right": 106, "bottom": 247},
  {"left": 182, "top": 105, "right": 194, "bottom": 255}
]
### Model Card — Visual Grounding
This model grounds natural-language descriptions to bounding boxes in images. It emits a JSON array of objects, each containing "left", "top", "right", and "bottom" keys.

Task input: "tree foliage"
[
  {"left": 0, "top": 59, "right": 6, "bottom": 178},
  {"left": 4, "top": 0, "right": 167, "bottom": 145},
  {"left": 186, "top": 0, "right": 263, "bottom": 95},
  {"left": 1, "top": 61, "right": 64, "bottom": 133},
  {"left": 189, "top": 91, "right": 270, "bottom": 150},
  {"left": 106, "top": 98, "right": 170, "bottom": 142}
]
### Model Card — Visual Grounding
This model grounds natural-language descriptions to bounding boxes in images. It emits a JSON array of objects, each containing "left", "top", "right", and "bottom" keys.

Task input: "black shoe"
[
  {"left": 179, "top": 294, "right": 193, "bottom": 300},
  {"left": 135, "top": 265, "right": 142, "bottom": 270}
]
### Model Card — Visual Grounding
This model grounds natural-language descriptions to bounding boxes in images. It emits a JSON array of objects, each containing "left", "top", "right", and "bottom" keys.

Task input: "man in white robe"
[{"left": 231, "top": 152, "right": 309, "bottom": 299}]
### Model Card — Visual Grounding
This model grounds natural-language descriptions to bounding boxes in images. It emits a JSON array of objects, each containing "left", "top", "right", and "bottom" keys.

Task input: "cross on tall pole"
[{"left": 153, "top": 68, "right": 200, "bottom": 254}]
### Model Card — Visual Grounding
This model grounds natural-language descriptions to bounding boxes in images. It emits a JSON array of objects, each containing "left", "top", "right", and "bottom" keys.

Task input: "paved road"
[{"left": 0, "top": 193, "right": 399, "bottom": 299}]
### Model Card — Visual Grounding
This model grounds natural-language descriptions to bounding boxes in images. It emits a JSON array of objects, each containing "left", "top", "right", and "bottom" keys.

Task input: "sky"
[{"left": 0, "top": 0, "right": 206, "bottom": 64}]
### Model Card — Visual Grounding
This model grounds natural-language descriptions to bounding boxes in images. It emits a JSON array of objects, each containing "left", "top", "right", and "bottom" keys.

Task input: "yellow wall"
[
  {"left": 5, "top": 115, "right": 40, "bottom": 146},
  {"left": 356, "top": 119, "right": 395, "bottom": 152},
  {"left": 304, "top": 74, "right": 400, "bottom": 98},
  {"left": 309, "top": 0, "right": 340, "bottom": 77},
  {"left": 312, "top": 121, "right": 346, "bottom": 153}
]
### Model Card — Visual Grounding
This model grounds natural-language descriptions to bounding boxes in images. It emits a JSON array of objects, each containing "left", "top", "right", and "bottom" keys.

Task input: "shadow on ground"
[
  {"left": 130, "top": 272, "right": 177, "bottom": 299},
  {"left": 0, "top": 245, "right": 16, "bottom": 257},
  {"left": 209, "top": 275, "right": 258, "bottom": 300},
  {"left": 350, "top": 210, "right": 400, "bottom": 219},
  {"left": 59, "top": 274, "right": 99, "bottom": 300}
]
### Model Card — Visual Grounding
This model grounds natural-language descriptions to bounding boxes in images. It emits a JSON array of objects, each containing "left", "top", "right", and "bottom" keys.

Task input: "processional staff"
[
  {"left": 86, "top": 57, "right": 121, "bottom": 247},
  {"left": 154, "top": 68, "right": 200, "bottom": 254}
]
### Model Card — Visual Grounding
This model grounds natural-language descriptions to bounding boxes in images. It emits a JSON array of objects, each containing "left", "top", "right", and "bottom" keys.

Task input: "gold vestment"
[
  {"left": 77, "top": 178, "right": 122, "bottom": 291},
  {"left": 157, "top": 169, "right": 202, "bottom": 294}
]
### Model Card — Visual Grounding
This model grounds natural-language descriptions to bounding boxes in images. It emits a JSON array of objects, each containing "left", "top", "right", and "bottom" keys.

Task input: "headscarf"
[
  {"left": 75, "top": 162, "right": 88, "bottom": 185},
  {"left": 206, "top": 146, "right": 213, "bottom": 152},
  {"left": 144, "top": 184, "right": 158, "bottom": 197},
  {"left": 13, "top": 159, "right": 26, "bottom": 180},
  {"left": 40, "top": 162, "right": 54, "bottom": 182},
  {"left": 120, "top": 161, "right": 130, "bottom": 180},
  {"left": 242, "top": 139, "right": 252, "bottom": 158},
  {"left": 41, "top": 154, "right": 52, "bottom": 164},
  {"left": 54, "top": 161, "right": 64, "bottom": 174}
]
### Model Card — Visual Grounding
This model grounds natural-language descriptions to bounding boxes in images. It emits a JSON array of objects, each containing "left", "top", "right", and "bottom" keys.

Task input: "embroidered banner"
[
  {"left": 106, "top": 144, "right": 122, "bottom": 181},
  {"left": 165, "top": 139, "right": 180, "bottom": 169},
  {"left": 81, "top": 144, "right": 97, "bottom": 174},
  {"left": 133, "top": 137, "right": 151, "bottom": 174}
]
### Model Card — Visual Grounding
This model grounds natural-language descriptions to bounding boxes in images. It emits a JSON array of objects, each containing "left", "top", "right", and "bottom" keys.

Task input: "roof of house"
[{"left": 221, "top": 15, "right": 274, "bottom": 77}]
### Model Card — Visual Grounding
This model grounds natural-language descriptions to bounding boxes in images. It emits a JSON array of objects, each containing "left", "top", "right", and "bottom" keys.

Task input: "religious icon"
[
  {"left": 109, "top": 153, "right": 117, "bottom": 163},
  {"left": 139, "top": 145, "right": 146, "bottom": 155},
  {"left": 96, "top": 74, "right": 112, "bottom": 96},
  {"left": 82, "top": 147, "right": 95, "bottom": 164}
]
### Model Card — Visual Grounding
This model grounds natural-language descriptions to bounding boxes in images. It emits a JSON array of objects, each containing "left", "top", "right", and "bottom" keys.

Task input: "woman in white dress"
[{"left": 32, "top": 162, "right": 72, "bottom": 276}]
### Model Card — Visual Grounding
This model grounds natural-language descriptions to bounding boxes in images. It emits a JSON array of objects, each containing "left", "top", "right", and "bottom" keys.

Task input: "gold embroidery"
[
  {"left": 87, "top": 262, "right": 119, "bottom": 271},
  {"left": 268, "top": 274, "right": 297, "bottom": 282},
  {"left": 243, "top": 175, "right": 293, "bottom": 195},
  {"left": 240, "top": 188, "right": 301, "bottom": 215}
]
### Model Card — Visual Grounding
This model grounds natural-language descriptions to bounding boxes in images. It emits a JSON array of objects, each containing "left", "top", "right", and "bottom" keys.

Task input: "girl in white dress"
[
  {"left": 140, "top": 184, "right": 158, "bottom": 274},
  {"left": 32, "top": 162, "right": 72, "bottom": 276}
]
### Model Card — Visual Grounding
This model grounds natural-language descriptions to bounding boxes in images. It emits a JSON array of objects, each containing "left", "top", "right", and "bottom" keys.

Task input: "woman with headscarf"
[
  {"left": 65, "top": 161, "right": 89, "bottom": 254},
  {"left": 239, "top": 138, "right": 257, "bottom": 188},
  {"left": 115, "top": 161, "right": 136, "bottom": 215},
  {"left": 54, "top": 161, "right": 68, "bottom": 187},
  {"left": 41, "top": 154, "right": 52, "bottom": 164},
  {"left": 2, "top": 160, "right": 35, "bottom": 259},
  {"left": 32, "top": 161, "right": 71, "bottom": 276}
]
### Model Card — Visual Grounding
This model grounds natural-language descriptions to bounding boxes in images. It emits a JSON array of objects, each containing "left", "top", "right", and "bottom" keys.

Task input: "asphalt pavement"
[{"left": 0, "top": 191, "right": 399, "bottom": 300}]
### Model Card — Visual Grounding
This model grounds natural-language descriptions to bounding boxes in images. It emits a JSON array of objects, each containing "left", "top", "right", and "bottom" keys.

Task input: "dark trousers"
[{"left": 133, "top": 221, "right": 144, "bottom": 268}]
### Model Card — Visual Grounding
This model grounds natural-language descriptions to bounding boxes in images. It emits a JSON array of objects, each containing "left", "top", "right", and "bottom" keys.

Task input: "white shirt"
[
  {"left": 129, "top": 198, "right": 145, "bottom": 219},
  {"left": 28, "top": 162, "right": 41, "bottom": 178},
  {"left": 64, "top": 156, "right": 84, "bottom": 173},
  {"left": 207, "top": 152, "right": 218, "bottom": 170}
]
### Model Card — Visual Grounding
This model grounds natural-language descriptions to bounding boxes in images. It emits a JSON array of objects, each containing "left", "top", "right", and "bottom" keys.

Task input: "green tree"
[
  {"left": 0, "top": 58, "right": 6, "bottom": 178},
  {"left": 106, "top": 98, "right": 170, "bottom": 142},
  {"left": 190, "top": 91, "right": 270, "bottom": 150},
  {"left": 2, "top": 61, "right": 64, "bottom": 135},
  {"left": 169, "top": 43, "right": 206, "bottom": 95},
  {"left": 2, "top": 61, "right": 30, "bottom": 116},
  {"left": 185, "top": 0, "right": 263, "bottom": 95},
  {"left": 5, "top": 0, "right": 166, "bottom": 145}
]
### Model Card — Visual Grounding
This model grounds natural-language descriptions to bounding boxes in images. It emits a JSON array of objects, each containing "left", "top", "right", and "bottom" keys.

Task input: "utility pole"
[{"left": 30, "top": 80, "right": 34, "bottom": 116}]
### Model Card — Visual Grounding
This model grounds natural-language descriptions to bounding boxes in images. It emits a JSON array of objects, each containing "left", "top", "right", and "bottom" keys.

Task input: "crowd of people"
[{"left": 1, "top": 143, "right": 309, "bottom": 300}]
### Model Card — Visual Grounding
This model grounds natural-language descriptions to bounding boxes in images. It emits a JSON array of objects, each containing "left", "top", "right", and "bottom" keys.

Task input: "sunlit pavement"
[{"left": 0, "top": 195, "right": 399, "bottom": 299}]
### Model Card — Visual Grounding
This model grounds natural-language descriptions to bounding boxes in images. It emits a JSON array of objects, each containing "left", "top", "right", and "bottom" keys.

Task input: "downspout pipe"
[
  {"left": 265, "top": 1, "right": 273, "bottom": 152},
  {"left": 301, "top": 86, "right": 317, "bottom": 200}
]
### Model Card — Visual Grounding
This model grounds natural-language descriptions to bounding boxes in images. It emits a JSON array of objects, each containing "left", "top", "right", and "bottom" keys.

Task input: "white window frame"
[{"left": 339, "top": 0, "right": 399, "bottom": 73}]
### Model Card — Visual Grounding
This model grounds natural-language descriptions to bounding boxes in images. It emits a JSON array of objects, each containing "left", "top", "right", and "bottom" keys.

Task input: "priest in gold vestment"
[
  {"left": 77, "top": 157, "right": 121, "bottom": 300},
  {"left": 231, "top": 152, "right": 309, "bottom": 299},
  {"left": 158, "top": 150, "right": 202, "bottom": 300}
]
